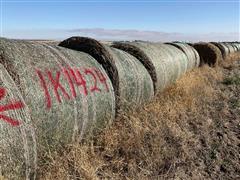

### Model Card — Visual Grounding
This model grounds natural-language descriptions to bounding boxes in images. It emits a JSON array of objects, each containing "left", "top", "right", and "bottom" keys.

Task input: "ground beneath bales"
[{"left": 40, "top": 53, "right": 240, "bottom": 180}]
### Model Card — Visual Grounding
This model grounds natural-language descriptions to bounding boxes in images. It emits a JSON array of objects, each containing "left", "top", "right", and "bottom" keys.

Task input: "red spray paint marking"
[
  {"left": 47, "top": 70, "right": 71, "bottom": 103},
  {"left": 68, "top": 67, "right": 88, "bottom": 96},
  {"left": 36, "top": 67, "right": 110, "bottom": 109},
  {"left": 94, "top": 68, "right": 109, "bottom": 92},
  {"left": 0, "top": 87, "right": 24, "bottom": 127},
  {"left": 63, "top": 68, "right": 77, "bottom": 98},
  {"left": 36, "top": 70, "right": 52, "bottom": 109},
  {"left": 84, "top": 68, "right": 101, "bottom": 93}
]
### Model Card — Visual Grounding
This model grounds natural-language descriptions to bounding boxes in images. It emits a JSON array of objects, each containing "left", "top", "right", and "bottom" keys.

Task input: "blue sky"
[{"left": 0, "top": 0, "right": 239, "bottom": 41}]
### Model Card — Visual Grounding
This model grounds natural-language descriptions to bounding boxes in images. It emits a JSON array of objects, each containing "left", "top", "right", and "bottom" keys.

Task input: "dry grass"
[{"left": 39, "top": 52, "right": 240, "bottom": 179}]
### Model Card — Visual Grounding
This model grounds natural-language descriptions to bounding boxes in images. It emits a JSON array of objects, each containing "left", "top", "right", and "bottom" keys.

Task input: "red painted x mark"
[{"left": 0, "top": 87, "right": 24, "bottom": 126}]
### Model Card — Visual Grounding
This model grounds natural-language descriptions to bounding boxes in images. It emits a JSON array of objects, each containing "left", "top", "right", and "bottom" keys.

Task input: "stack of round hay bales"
[
  {"left": 59, "top": 37, "right": 154, "bottom": 110},
  {"left": 165, "top": 42, "right": 200, "bottom": 69},
  {"left": 193, "top": 42, "right": 222, "bottom": 66},
  {"left": 0, "top": 64, "right": 37, "bottom": 179},
  {"left": 112, "top": 41, "right": 190, "bottom": 93},
  {"left": 0, "top": 38, "right": 115, "bottom": 153},
  {"left": 210, "top": 42, "right": 230, "bottom": 59}
]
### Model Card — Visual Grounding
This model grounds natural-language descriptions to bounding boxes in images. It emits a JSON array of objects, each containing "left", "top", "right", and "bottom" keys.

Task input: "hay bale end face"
[
  {"left": 113, "top": 41, "right": 190, "bottom": 93},
  {"left": 0, "top": 64, "right": 37, "bottom": 179},
  {"left": 0, "top": 38, "right": 116, "bottom": 151},
  {"left": 59, "top": 37, "right": 154, "bottom": 109},
  {"left": 193, "top": 43, "right": 222, "bottom": 66}
]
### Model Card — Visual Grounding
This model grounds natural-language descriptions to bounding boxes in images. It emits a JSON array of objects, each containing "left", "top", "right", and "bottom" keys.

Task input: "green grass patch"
[{"left": 222, "top": 76, "right": 240, "bottom": 85}]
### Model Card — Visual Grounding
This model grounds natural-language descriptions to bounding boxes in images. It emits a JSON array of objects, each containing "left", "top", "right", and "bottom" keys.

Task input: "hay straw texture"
[
  {"left": 0, "top": 64, "right": 37, "bottom": 180},
  {"left": 165, "top": 42, "right": 200, "bottom": 69},
  {"left": 59, "top": 37, "right": 120, "bottom": 101},
  {"left": 224, "top": 43, "right": 236, "bottom": 54},
  {"left": 232, "top": 43, "right": 240, "bottom": 51},
  {"left": 193, "top": 43, "right": 222, "bottom": 66},
  {"left": 59, "top": 37, "right": 154, "bottom": 110},
  {"left": 210, "top": 42, "right": 230, "bottom": 59},
  {"left": 112, "top": 42, "right": 189, "bottom": 93},
  {"left": 111, "top": 42, "right": 158, "bottom": 92},
  {"left": 0, "top": 38, "right": 115, "bottom": 152},
  {"left": 231, "top": 44, "right": 238, "bottom": 52}
]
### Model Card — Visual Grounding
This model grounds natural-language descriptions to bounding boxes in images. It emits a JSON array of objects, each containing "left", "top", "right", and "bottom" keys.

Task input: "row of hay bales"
[
  {"left": 210, "top": 42, "right": 240, "bottom": 59},
  {"left": 0, "top": 37, "right": 239, "bottom": 179},
  {"left": 186, "top": 42, "right": 240, "bottom": 67}
]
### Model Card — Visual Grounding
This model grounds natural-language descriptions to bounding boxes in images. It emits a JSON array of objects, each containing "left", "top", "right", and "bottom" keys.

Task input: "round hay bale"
[
  {"left": 186, "top": 42, "right": 193, "bottom": 46},
  {"left": 232, "top": 45, "right": 238, "bottom": 52},
  {"left": 0, "top": 38, "right": 115, "bottom": 151},
  {"left": 231, "top": 43, "right": 239, "bottom": 51},
  {"left": 29, "top": 40, "right": 60, "bottom": 46},
  {"left": 165, "top": 42, "right": 200, "bottom": 69},
  {"left": 193, "top": 43, "right": 222, "bottom": 66},
  {"left": 0, "top": 64, "right": 37, "bottom": 179},
  {"left": 210, "top": 42, "right": 230, "bottom": 59},
  {"left": 59, "top": 37, "right": 119, "bottom": 102},
  {"left": 59, "top": 37, "right": 154, "bottom": 109},
  {"left": 234, "top": 43, "right": 240, "bottom": 51},
  {"left": 112, "top": 41, "right": 189, "bottom": 93},
  {"left": 111, "top": 42, "right": 158, "bottom": 92},
  {"left": 224, "top": 43, "right": 235, "bottom": 54},
  {"left": 228, "top": 42, "right": 238, "bottom": 52}
]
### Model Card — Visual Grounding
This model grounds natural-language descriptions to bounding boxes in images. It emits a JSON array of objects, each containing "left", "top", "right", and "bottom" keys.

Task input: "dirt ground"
[{"left": 40, "top": 53, "right": 240, "bottom": 180}]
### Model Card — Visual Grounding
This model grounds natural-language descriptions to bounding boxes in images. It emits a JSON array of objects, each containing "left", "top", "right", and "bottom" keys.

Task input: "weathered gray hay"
[
  {"left": 224, "top": 43, "right": 236, "bottom": 53},
  {"left": 233, "top": 45, "right": 238, "bottom": 52},
  {"left": 112, "top": 41, "right": 189, "bottom": 93},
  {"left": 29, "top": 40, "right": 60, "bottom": 46},
  {"left": 59, "top": 37, "right": 154, "bottom": 109},
  {"left": 0, "top": 64, "right": 37, "bottom": 179},
  {"left": 210, "top": 42, "right": 230, "bottom": 59},
  {"left": 111, "top": 42, "right": 158, "bottom": 92},
  {"left": 193, "top": 43, "right": 222, "bottom": 66},
  {"left": 165, "top": 42, "right": 200, "bottom": 69},
  {"left": 231, "top": 43, "right": 239, "bottom": 51},
  {"left": 0, "top": 38, "right": 115, "bottom": 152},
  {"left": 59, "top": 37, "right": 120, "bottom": 102},
  {"left": 233, "top": 43, "right": 240, "bottom": 51}
]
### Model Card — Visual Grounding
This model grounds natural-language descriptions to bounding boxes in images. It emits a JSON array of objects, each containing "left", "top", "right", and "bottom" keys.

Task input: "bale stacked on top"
[
  {"left": 59, "top": 37, "right": 154, "bottom": 110},
  {"left": 165, "top": 42, "right": 200, "bottom": 69},
  {"left": 0, "top": 38, "right": 115, "bottom": 152},
  {"left": 0, "top": 64, "right": 37, "bottom": 179},
  {"left": 112, "top": 41, "right": 190, "bottom": 93},
  {"left": 193, "top": 43, "right": 222, "bottom": 66}
]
